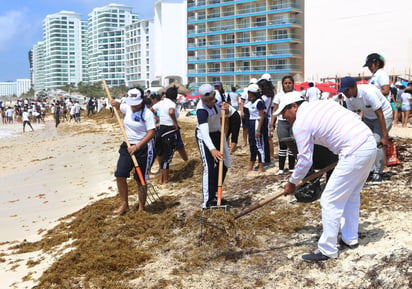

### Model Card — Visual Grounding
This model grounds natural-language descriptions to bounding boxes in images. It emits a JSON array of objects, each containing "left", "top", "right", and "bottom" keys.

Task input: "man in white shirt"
[
  {"left": 305, "top": 82, "right": 321, "bottom": 102},
  {"left": 274, "top": 91, "right": 376, "bottom": 262},
  {"left": 339, "top": 76, "right": 392, "bottom": 184}
]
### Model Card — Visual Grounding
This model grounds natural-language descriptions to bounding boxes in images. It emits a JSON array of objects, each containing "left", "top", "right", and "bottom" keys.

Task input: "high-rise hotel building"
[
  {"left": 124, "top": 19, "right": 154, "bottom": 88},
  {"left": 35, "top": 11, "right": 88, "bottom": 90},
  {"left": 187, "top": 0, "right": 304, "bottom": 87},
  {"left": 87, "top": 4, "right": 138, "bottom": 86}
]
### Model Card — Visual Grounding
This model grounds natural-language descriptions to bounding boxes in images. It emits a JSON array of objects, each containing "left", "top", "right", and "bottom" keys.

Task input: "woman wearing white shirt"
[
  {"left": 151, "top": 86, "right": 180, "bottom": 184},
  {"left": 400, "top": 90, "right": 411, "bottom": 128},
  {"left": 111, "top": 87, "right": 156, "bottom": 215}
]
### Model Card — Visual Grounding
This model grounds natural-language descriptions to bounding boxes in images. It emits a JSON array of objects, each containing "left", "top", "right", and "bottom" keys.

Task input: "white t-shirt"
[
  {"left": 120, "top": 104, "right": 156, "bottom": 144},
  {"left": 400, "top": 92, "right": 412, "bottom": 106},
  {"left": 273, "top": 91, "right": 286, "bottom": 120},
  {"left": 368, "top": 68, "right": 390, "bottom": 98},
  {"left": 228, "top": 91, "right": 239, "bottom": 107},
  {"left": 345, "top": 84, "right": 392, "bottom": 120},
  {"left": 306, "top": 86, "right": 321, "bottom": 102},
  {"left": 22, "top": 111, "right": 30, "bottom": 122},
  {"left": 152, "top": 98, "right": 178, "bottom": 126}
]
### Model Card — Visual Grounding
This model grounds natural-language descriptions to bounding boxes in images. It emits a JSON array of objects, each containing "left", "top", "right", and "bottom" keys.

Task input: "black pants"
[{"left": 196, "top": 130, "right": 228, "bottom": 208}]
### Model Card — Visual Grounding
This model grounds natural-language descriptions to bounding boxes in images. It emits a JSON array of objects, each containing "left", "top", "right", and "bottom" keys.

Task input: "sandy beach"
[{"left": 0, "top": 110, "right": 411, "bottom": 288}]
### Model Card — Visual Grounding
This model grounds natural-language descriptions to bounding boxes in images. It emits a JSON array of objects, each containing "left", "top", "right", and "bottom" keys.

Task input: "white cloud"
[{"left": 0, "top": 9, "right": 33, "bottom": 52}]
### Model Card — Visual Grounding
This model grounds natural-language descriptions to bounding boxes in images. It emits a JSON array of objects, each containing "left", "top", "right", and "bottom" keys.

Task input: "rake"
[{"left": 102, "top": 79, "right": 161, "bottom": 208}]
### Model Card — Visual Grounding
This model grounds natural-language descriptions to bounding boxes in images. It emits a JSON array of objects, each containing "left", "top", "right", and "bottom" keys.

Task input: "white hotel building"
[
  {"left": 87, "top": 4, "right": 138, "bottom": 86},
  {"left": 124, "top": 0, "right": 187, "bottom": 88},
  {"left": 0, "top": 79, "right": 31, "bottom": 97},
  {"left": 32, "top": 11, "right": 88, "bottom": 90}
]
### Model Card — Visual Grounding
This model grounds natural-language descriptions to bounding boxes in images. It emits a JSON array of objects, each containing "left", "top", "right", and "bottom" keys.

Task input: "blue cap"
[{"left": 338, "top": 76, "right": 357, "bottom": 93}]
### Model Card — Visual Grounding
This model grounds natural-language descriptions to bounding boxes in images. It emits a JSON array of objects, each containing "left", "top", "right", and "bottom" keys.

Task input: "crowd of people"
[{"left": 108, "top": 52, "right": 411, "bottom": 265}]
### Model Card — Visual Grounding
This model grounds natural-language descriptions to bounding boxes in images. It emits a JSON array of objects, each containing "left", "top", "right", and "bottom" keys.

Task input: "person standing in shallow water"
[
  {"left": 22, "top": 108, "right": 34, "bottom": 132},
  {"left": 110, "top": 87, "right": 156, "bottom": 215}
]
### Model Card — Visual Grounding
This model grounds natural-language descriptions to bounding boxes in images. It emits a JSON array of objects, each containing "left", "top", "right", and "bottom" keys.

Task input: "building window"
[{"left": 255, "top": 17, "right": 266, "bottom": 27}]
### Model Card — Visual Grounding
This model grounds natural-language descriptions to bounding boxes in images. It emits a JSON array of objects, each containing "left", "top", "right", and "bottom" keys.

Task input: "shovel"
[
  {"left": 234, "top": 162, "right": 337, "bottom": 219},
  {"left": 102, "top": 80, "right": 160, "bottom": 207}
]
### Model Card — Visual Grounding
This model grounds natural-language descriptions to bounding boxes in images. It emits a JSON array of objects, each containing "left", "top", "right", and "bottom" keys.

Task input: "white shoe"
[
  {"left": 276, "top": 170, "right": 284, "bottom": 175},
  {"left": 289, "top": 169, "right": 294, "bottom": 173}
]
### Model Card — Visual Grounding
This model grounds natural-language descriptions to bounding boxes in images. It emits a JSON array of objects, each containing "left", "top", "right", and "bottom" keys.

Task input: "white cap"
[
  {"left": 249, "top": 78, "right": 258, "bottom": 84},
  {"left": 395, "top": 81, "right": 402, "bottom": 86},
  {"left": 126, "top": 88, "right": 143, "bottom": 106},
  {"left": 273, "top": 91, "right": 305, "bottom": 115},
  {"left": 247, "top": 83, "right": 260, "bottom": 93},
  {"left": 198, "top": 84, "right": 215, "bottom": 98},
  {"left": 260, "top": 73, "right": 271, "bottom": 81}
]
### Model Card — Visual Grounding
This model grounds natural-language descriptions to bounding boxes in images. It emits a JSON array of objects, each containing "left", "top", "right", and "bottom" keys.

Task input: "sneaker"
[
  {"left": 371, "top": 173, "right": 382, "bottom": 185},
  {"left": 338, "top": 238, "right": 359, "bottom": 250},
  {"left": 301, "top": 249, "right": 330, "bottom": 262},
  {"left": 276, "top": 169, "right": 284, "bottom": 175},
  {"left": 288, "top": 169, "right": 294, "bottom": 173}
]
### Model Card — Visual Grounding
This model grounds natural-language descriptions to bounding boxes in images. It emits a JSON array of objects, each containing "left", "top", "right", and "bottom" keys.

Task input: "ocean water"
[
  {"left": 0, "top": 122, "right": 45, "bottom": 139},
  {"left": 0, "top": 126, "right": 17, "bottom": 139}
]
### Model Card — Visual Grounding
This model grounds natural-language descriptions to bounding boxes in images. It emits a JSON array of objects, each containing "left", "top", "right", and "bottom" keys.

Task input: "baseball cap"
[
  {"left": 273, "top": 91, "right": 304, "bottom": 116},
  {"left": 247, "top": 83, "right": 260, "bottom": 93},
  {"left": 126, "top": 88, "right": 143, "bottom": 106},
  {"left": 259, "top": 73, "right": 271, "bottom": 81},
  {"left": 363, "top": 53, "right": 384, "bottom": 67},
  {"left": 213, "top": 81, "right": 223, "bottom": 87},
  {"left": 395, "top": 81, "right": 402, "bottom": 86},
  {"left": 199, "top": 84, "right": 215, "bottom": 98},
  {"left": 249, "top": 78, "right": 258, "bottom": 84},
  {"left": 338, "top": 76, "right": 357, "bottom": 93}
]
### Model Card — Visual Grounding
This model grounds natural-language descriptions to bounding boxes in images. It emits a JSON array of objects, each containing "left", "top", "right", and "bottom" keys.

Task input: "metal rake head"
[{"left": 145, "top": 183, "right": 161, "bottom": 205}]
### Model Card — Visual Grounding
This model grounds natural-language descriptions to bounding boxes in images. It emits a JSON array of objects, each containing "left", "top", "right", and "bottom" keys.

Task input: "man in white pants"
[{"left": 274, "top": 91, "right": 377, "bottom": 262}]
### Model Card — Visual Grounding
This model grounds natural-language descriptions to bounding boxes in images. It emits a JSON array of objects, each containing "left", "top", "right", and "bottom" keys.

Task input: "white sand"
[{"left": 0, "top": 117, "right": 119, "bottom": 288}]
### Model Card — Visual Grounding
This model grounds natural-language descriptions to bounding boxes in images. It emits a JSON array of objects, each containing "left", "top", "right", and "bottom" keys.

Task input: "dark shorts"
[
  {"left": 176, "top": 129, "right": 185, "bottom": 150},
  {"left": 115, "top": 141, "right": 150, "bottom": 183}
]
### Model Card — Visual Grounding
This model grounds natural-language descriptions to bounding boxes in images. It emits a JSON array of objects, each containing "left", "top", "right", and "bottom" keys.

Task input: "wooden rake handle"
[
  {"left": 234, "top": 162, "right": 337, "bottom": 219},
  {"left": 217, "top": 108, "right": 226, "bottom": 206},
  {"left": 102, "top": 79, "right": 146, "bottom": 186}
]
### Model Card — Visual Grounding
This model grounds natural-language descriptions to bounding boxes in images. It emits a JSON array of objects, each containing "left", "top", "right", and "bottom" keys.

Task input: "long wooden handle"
[
  {"left": 102, "top": 79, "right": 146, "bottom": 186},
  {"left": 234, "top": 162, "right": 337, "bottom": 219},
  {"left": 217, "top": 108, "right": 226, "bottom": 206}
]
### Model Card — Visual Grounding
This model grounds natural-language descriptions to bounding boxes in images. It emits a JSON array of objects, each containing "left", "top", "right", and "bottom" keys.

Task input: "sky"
[
  {"left": 1, "top": 0, "right": 411, "bottom": 82},
  {"left": 0, "top": 0, "right": 156, "bottom": 82}
]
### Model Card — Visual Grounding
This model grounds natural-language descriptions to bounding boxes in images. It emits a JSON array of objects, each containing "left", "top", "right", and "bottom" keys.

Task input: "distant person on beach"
[
  {"left": 151, "top": 85, "right": 181, "bottom": 185},
  {"left": 215, "top": 81, "right": 241, "bottom": 154},
  {"left": 245, "top": 83, "right": 267, "bottom": 173},
  {"left": 5, "top": 107, "right": 14, "bottom": 123},
  {"left": 305, "top": 82, "right": 321, "bottom": 102},
  {"left": 22, "top": 108, "right": 34, "bottom": 132},
  {"left": 257, "top": 73, "right": 275, "bottom": 163},
  {"left": 274, "top": 91, "right": 376, "bottom": 262},
  {"left": 111, "top": 87, "right": 156, "bottom": 215},
  {"left": 339, "top": 76, "right": 392, "bottom": 185},
  {"left": 53, "top": 103, "right": 61, "bottom": 128},
  {"left": 196, "top": 83, "right": 232, "bottom": 208},
  {"left": 400, "top": 89, "right": 411, "bottom": 128},
  {"left": 239, "top": 78, "right": 257, "bottom": 148},
  {"left": 270, "top": 75, "right": 296, "bottom": 175}
]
